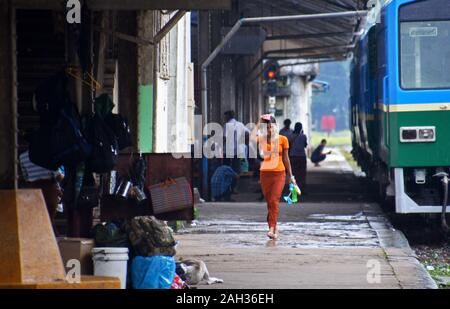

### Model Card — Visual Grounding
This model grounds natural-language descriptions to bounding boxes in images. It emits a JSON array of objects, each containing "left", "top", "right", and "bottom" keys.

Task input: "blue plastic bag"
[{"left": 131, "top": 256, "right": 176, "bottom": 289}]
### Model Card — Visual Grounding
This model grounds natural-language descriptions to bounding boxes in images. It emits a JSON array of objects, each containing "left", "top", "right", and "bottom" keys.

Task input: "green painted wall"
[
  {"left": 388, "top": 110, "right": 450, "bottom": 167},
  {"left": 138, "top": 84, "right": 153, "bottom": 153}
]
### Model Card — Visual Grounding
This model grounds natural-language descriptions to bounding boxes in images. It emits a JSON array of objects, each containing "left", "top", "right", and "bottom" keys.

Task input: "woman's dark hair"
[{"left": 294, "top": 122, "right": 303, "bottom": 134}]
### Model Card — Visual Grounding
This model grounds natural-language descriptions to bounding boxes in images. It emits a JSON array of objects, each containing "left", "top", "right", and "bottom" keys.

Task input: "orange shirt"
[{"left": 259, "top": 135, "right": 289, "bottom": 172}]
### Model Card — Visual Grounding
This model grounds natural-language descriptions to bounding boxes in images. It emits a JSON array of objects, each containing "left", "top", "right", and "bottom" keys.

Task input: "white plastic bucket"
[{"left": 92, "top": 247, "right": 129, "bottom": 289}]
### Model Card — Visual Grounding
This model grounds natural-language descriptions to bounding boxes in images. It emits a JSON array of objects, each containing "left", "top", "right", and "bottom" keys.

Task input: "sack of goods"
[{"left": 126, "top": 216, "right": 177, "bottom": 257}]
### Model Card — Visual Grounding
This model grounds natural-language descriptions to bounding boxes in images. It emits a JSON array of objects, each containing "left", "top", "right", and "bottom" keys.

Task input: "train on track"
[{"left": 350, "top": 0, "right": 450, "bottom": 229}]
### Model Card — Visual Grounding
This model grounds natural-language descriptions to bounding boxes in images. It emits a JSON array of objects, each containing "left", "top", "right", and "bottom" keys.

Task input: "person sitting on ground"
[
  {"left": 279, "top": 118, "right": 293, "bottom": 139},
  {"left": 311, "top": 139, "right": 332, "bottom": 167},
  {"left": 211, "top": 162, "right": 240, "bottom": 202}
]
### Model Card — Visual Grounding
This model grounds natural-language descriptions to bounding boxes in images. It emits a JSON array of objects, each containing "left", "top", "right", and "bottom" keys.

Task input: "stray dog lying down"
[{"left": 177, "top": 259, "right": 224, "bottom": 285}]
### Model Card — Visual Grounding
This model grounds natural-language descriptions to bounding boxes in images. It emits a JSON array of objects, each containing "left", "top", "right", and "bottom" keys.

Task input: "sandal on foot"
[{"left": 267, "top": 231, "right": 275, "bottom": 239}]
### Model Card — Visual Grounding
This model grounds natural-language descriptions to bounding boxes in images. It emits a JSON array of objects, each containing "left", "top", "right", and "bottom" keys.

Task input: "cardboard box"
[{"left": 58, "top": 238, "right": 95, "bottom": 275}]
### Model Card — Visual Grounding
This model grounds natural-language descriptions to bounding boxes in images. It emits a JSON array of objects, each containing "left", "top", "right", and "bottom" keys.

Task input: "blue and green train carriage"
[{"left": 351, "top": 0, "right": 450, "bottom": 226}]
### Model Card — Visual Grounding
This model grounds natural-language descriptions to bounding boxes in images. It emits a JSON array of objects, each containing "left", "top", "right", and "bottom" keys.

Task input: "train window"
[{"left": 400, "top": 20, "right": 450, "bottom": 90}]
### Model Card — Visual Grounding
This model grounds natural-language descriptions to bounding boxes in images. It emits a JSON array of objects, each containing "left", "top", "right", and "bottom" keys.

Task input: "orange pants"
[{"left": 260, "top": 171, "right": 286, "bottom": 229}]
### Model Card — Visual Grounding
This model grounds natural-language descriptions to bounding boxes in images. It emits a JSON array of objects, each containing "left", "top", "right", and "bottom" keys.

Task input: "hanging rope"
[{"left": 65, "top": 66, "right": 102, "bottom": 91}]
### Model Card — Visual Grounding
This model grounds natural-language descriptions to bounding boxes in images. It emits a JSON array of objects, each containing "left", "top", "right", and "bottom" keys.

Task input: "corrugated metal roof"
[{"left": 238, "top": 0, "right": 369, "bottom": 61}]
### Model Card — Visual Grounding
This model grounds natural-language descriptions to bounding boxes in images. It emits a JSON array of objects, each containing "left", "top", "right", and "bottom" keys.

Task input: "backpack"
[
  {"left": 29, "top": 72, "right": 92, "bottom": 170},
  {"left": 51, "top": 107, "right": 92, "bottom": 167},
  {"left": 28, "top": 106, "right": 92, "bottom": 170},
  {"left": 92, "top": 221, "right": 129, "bottom": 248},
  {"left": 104, "top": 113, "right": 132, "bottom": 150},
  {"left": 85, "top": 114, "right": 119, "bottom": 173},
  {"left": 126, "top": 216, "right": 177, "bottom": 257}
]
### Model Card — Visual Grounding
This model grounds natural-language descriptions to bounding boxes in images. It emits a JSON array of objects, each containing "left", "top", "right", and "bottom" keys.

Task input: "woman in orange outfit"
[{"left": 251, "top": 114, "right": 296, "bottom": 240}]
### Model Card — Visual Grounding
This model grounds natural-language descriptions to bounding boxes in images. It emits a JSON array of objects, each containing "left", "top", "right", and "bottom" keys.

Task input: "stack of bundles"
[{"left": 126, "top": 216, "right": 182, "bottom": 289}]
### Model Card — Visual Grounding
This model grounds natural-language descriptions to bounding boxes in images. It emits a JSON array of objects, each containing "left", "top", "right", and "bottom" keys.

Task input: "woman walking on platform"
[{"left": 252, "top": 114, "right": 296, "bottom": 240}]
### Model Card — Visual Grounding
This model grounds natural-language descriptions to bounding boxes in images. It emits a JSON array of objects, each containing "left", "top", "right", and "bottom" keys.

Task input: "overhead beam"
[
  {"left": 244, "top": 50, "right": 348, "bottom": 82},
  {"left": 94, "top": 10, "right": 186, "bottom": 46},
  {"left": 93, "top": 26, "right": 152, "bottom": 46},
  {"left": 266, "top": 50, "right": 351, "bottom": 58},
  {"left": 12, "top": 0, "right": 231, "bottom": 10},
  {"left": 248, "top": 54, "right": 348, "bottom": 83},
  {"left": 279, "top": 58, "right": 344, "bottom": 68},
  {"left": 266, "top": 31, "right": 352, "bottom": 41},
  {"left": 265, "top": 51, "right": 349, "bottom": 60},
  {"left": 266, "top": 43, "right": 353, "bottom": 54},
  {"left": 243, "top": 43, "right": 352, "bottom": 82},
  {"left": 153, "top": 10, "right": 186, "bottom": 43}
]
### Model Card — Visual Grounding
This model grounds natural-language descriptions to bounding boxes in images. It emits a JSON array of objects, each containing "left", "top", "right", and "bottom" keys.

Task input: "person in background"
[
  {"left": 289, "top": 122, "right": 308, "bottom": 194},
  {"left": 251, "top": 114, "right": 296, "bottom": 240},
  {"left": 223, "top": 110, "right": 250, "bottom": 175},
  {"left": 311, "top": 139, "right": 332, "bottom": 167},
  {"left": 211, "top": 162, "right": 240, "bottom": 202},
  {"left": 279, "top": 119, "right": 293, "bottom": 139}
]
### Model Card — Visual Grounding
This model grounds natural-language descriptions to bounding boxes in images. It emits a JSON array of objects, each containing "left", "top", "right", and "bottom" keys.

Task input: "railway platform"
[{"left": 175, "top": 149, "right": 437, "bottom": 289}]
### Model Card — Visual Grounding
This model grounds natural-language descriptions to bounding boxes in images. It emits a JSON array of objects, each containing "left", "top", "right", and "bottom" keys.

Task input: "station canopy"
[
  {"left": 15, "top": 0, "right": 370, "bottom": 62},
  {"left": 238, "top": 0, "right": 371, "bottom": 62}
]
